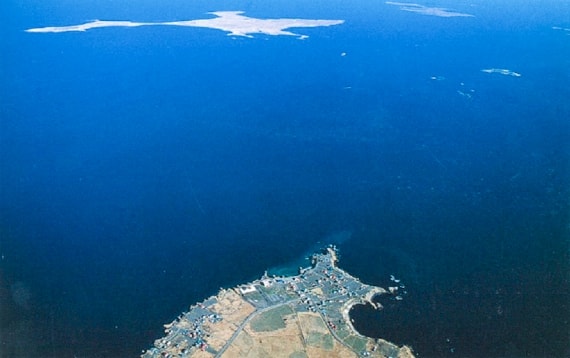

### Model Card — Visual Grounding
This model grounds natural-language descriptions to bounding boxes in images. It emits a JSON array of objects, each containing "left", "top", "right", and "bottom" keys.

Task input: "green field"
[
  {"left": 306, "top": 332, "right": 334, "bottom": 350},
  {"left": 344, "top": 335, "right": 368, "bottom": 353},
  {"left": 250, "top": 305, "right": 294, "bottom": 332}
]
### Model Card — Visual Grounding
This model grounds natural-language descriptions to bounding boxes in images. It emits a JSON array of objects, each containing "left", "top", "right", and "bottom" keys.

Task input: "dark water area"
[{"left": 2, "top": 1, "right": 570, "bottom": 357}]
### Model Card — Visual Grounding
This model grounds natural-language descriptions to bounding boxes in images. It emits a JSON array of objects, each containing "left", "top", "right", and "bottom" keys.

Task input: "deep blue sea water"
[{"left": 1, "top": 0, "right": 569, "bottom": 357}]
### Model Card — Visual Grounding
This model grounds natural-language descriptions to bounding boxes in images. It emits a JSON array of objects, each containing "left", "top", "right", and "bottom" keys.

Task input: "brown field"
[
  {"left": 210, "top": 289, "right": 256, "bottom": 325},
  {"left": 221, "top": 310, "right": 360, "bottom": 358},
  {"left": 202, "top": 289, "right": 256, "bottom": 352}
]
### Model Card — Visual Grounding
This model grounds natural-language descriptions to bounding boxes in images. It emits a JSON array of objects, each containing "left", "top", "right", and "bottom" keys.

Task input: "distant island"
[
  {"left": 386, "top": 2, "right": 474, "bottom": 17},
  {"left": 142, "top": 246, "right": 414, "bottom": 358},
  {"left": 481, "top": 68, "right": 522, "bottom": 77},
  {"left": 25, "top": 11, "right": 344, "bottom": 39}
]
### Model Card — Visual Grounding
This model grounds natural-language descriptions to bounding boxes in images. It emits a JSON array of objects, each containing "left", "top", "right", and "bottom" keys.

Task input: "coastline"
[{"left": 143, "top": 246, "right": 414, "bottom": 357}]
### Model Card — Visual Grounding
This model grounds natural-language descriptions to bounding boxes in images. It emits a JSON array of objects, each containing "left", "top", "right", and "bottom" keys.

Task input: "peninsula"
[{"left": 142, "top": 246, "right": 414, "bottom": 358}]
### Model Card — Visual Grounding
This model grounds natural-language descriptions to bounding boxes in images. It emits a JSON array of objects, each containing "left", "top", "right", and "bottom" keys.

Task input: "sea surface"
[{"left": 1, "top": 0, "right": 569, "bottom": 357}]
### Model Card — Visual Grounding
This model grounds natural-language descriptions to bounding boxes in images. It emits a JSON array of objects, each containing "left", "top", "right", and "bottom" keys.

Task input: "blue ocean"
[{"left": 1, "top": 0, "right": 569, "bottom": 357}]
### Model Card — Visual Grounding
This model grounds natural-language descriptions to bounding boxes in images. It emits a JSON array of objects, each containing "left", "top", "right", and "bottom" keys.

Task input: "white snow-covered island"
[
  {"left": 385, "top": 2, "right": 474, "bottom": 17},
  {"left": 25, "top": 11, "right": 344, "bottom": 39},
  {"left": 481, "top": 68, "right": 522, "bottom": 77}
]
